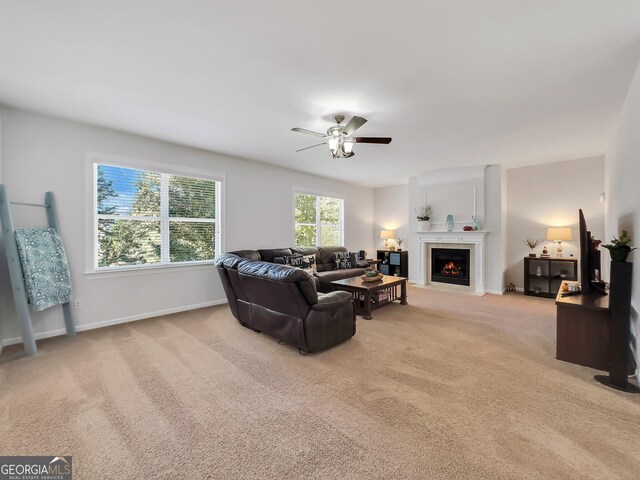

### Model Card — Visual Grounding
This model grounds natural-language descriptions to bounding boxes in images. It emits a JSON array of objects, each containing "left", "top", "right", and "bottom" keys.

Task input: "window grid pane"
[
  {"left": 295, "top": 193, "right": 316, "bottom": 224},
  {"left": 295, "top": 224, "right": 317, "bottom": 247},
  {"left": 169, "top": 221, "right": 216, "bottom": 263},
  {"left": 98, "top": 219, "right": 161, "bottom": 267},
  {"left": 320, "top": 197, "right": 340, "bottom": 223},
  {"left": 97, "top": 164, "right": 160, "bottom": 216},
  {"left": 168, "top": 174, "right": 216, "bottom": 219},
  {"left": 320, "top": 225, "right": 340, "bottom": 246}
]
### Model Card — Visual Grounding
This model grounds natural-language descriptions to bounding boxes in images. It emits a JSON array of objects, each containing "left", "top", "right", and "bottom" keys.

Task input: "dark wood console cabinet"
[{"left": 524, "top": 257, "right": 577, "bottom": 298}]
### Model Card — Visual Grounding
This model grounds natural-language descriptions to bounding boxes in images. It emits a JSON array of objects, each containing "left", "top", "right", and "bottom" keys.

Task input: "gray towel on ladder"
[{"left": 15, "top": 227, "right": 72, "bottom": 311}]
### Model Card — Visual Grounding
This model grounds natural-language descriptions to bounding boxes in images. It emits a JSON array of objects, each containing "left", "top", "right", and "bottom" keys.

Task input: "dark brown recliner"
[{"left": 215, "top": 253, "right": 356, "bottom": 353}]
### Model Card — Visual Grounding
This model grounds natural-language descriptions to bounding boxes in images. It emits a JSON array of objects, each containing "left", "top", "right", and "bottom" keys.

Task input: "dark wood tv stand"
[
  {"left": 555, "top": 290, "right": 610, "bottom": 370},
  {"left": 555, "top": 261, "right": 635, "bottom": 390}
]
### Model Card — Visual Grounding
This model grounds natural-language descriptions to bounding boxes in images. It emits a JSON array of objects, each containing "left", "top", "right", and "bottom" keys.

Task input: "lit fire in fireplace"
[{"left": 441, "top": 261, "right": 462, "bottom": 276}]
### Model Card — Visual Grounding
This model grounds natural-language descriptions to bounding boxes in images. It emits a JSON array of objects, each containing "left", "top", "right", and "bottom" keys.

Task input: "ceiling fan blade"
[
  {"left": 296, "top": 142, "right": 327, "bottom": 152},
  {"left": 354, "top": 137, "right": 392, "bottom": 144},
  {"left": 291, "top": 127, "right": 326, "bottom": 138},
  {"left": 342, "top": 115, "right": 367, "bottom": 136}
]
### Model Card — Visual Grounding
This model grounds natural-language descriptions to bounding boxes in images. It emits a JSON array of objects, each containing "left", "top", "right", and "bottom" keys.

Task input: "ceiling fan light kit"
[{"left": 292, "top": 114, "right": 391, "bottom": 158}]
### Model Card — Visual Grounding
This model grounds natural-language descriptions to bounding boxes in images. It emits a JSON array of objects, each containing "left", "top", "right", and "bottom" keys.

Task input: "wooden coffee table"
[{"left": 330, "top": 275, "right": 408, "bottom": 319}]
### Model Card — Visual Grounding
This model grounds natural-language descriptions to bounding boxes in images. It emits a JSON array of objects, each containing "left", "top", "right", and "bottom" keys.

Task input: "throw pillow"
[
  {"left": 334, "top": 251, "right": 352, "bottom": 270},
  {"left": 348, "top": 252, "right": 368, "bottom": 268},
  {"left": 284, "top": 254, "right": 317, "bottom": 272}
]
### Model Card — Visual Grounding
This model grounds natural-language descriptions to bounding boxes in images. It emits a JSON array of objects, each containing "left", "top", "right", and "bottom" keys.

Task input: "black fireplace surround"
[{"left": 431, "top": 248, "right": 471, "bottom": 286}]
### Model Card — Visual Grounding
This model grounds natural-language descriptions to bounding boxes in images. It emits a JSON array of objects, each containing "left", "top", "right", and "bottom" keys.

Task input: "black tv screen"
[{"left": 579, "top": 209, "right": 591, "bottom": 294}]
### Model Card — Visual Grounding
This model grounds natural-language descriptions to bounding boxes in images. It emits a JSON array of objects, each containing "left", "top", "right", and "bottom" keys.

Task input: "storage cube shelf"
[
  {"left": 376, "top": 250, "right": 408, "bottom": 277},
  {"left": 524, "top": 257, "right": 577, "bottom": 298}
]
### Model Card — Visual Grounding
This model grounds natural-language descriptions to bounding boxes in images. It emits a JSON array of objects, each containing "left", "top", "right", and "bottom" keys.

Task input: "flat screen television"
[{"left": 579, "top": 208, "right": 605, "bottom": 295}]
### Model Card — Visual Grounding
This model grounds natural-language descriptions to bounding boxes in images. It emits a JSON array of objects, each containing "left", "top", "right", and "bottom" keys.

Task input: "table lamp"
[
  {"left": 547, "top": 227, "right": 573, "bottom": 258},
  {"left": 380, "top": 230, "right": 396, "bottom": 249}
]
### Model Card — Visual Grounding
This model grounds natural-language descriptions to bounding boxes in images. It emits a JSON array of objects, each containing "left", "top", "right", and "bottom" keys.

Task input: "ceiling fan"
[{"left": 291, "top": 115, "right": 392, "bottom": 158}]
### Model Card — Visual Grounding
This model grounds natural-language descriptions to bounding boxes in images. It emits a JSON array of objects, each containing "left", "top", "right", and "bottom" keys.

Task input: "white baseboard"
[
  {"left": 485, "top": 289, "right": 505, "bottom": 295},
  {"left": 412, "top": 282, "right": 510, "bottom": 296},
  {"left": 1, "top": 299, "right": 228, "bottom": 348}
]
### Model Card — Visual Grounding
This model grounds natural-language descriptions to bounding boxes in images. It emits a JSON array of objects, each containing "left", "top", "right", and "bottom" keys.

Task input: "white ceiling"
[{"left": 1, "top": 1, "right": 640, "bottom": 187}]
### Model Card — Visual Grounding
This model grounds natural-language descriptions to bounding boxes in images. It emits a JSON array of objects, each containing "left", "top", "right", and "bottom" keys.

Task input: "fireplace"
[
  {"left": 431, "top": 248, "right": 471, "bottom": 286},
  {"left": 417, "top": 231, "right": 486, "bottom": 294}
]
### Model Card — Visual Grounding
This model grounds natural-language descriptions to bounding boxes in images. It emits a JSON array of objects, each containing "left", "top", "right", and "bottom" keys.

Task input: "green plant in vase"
[{"left": 602, "top": 231, "right": 636, "bottom": 262}]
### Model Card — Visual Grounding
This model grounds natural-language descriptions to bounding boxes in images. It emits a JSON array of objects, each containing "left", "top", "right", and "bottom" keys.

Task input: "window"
[
  {"left": 94, "top": 163, "right": 221, "bottom": 270},
  {"left": 294, "top": 193, "right": 344, "bottom": 246}
]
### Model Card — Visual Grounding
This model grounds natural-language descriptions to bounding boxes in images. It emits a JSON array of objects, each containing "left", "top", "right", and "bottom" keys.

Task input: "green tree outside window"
[{"left": 294, "top": 193, "right": 343, "bottom": 247}]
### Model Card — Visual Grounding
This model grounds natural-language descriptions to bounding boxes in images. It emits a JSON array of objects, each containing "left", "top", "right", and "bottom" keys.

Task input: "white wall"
[
  {"left": 605, "top": 60, "right": 640, "bottom": 378},
  {"left": 373, "top": 184, "right": 408, "bottom": 252},
  {"left": 0, "top": 107, "right": 374, "bottom": 345},
  {"left": 505, "top": 157, "right": 605, "bottom": 290}
]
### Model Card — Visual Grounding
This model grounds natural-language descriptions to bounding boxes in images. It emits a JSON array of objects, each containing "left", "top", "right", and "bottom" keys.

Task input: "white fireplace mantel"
[{"left": 416, "top": 230, "right": 488, "bottom": 294}]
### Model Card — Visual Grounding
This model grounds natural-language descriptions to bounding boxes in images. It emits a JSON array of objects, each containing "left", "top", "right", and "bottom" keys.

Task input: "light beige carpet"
[{"left": 1, "top": 287, "right": 639, "bottom": 479}]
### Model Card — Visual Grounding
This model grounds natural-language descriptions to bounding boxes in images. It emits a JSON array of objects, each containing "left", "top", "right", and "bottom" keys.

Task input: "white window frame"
[
  {"left": 293, "top": 191, "right": 345, "bottom": 247},
  {"left": 85, "top": 152, "right": 224, "bottom": 275}
]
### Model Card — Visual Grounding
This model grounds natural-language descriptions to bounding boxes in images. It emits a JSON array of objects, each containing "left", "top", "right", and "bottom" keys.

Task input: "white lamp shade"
[
  {"left": 343, "top": 141, "right": 354, "bottom": 154},
  {"left": 547, "top": 227, "right": 573, "bottom": 241},
  {"left": 380, "top": 230, "right": 396, "bottom": 240}
]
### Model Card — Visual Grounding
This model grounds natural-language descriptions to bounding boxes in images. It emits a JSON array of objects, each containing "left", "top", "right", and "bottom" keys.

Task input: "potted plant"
[
  {"left": 416, "top": 205, "right": 433, "bottom": 231},
  {"left": 396, "top": 237, "right": 405, "bottom": 251},
  {"left": 524, "top": 238, "right": 541, "bottom": 257},
  {"left": 602, "top": 230, "right": 636, "bottom": 262}
]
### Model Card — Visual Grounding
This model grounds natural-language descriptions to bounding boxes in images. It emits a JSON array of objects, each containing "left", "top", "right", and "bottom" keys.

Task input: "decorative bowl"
[{"left": 361, "top": 273, "right": 383, "bottom": 282}]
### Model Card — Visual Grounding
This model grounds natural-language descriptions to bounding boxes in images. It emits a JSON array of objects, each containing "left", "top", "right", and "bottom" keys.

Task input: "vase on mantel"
[
  {"left": 472, "top": 215, "right": 481, "bottom": 231},
  {"left": 418, "top": 220, "right": 431, "bottom": 231},
  {"left": 446, "top": 214, "right": 454, "bottom": 231}
]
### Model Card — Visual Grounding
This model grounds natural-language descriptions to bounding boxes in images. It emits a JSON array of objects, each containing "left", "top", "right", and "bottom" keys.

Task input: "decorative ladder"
[{"left": 0, "top": 184, "right": 76, "bottom": 355}]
